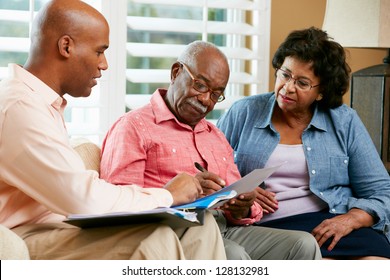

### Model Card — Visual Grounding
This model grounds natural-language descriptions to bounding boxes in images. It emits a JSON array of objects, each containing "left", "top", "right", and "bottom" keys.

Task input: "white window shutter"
[{"left": 125, "top": 0, "right": 271, "bottom": 116}]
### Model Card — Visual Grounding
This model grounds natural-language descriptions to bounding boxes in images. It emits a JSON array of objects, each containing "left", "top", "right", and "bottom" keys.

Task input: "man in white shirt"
[{"left": 0, "top": 0, "right": 225, "bottom": 260}]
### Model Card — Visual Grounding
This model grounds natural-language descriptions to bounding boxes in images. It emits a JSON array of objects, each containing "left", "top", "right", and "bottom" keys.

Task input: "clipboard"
[{"left": 64, "top": 207, "right": 204, "bottom": 229}]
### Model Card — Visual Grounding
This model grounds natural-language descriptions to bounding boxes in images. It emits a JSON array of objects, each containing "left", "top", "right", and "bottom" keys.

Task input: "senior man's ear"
[{"left": 170, "top": 62, "right": 182, "bottom": 84}]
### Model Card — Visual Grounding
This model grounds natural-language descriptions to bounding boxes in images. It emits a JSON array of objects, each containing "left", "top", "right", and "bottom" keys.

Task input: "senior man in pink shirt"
[
  {"left": 100, "top": 40, "right": 321, "bottom": 260},
  {"left": 0, "top": 0, "right": 226, "bottom": 260}
]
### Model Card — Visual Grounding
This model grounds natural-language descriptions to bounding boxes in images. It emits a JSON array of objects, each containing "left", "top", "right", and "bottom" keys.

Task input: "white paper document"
[{"left": 218, "top": 163, "right": 284, "bottom": 195}]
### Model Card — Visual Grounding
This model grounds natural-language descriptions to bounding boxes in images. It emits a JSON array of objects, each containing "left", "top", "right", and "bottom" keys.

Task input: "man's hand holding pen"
[
  {"left": 194, "top": 162, "right": 226, "bottom": 196},
  {"left": 194, "top": 162, "right": 255, "bottom": 219}
]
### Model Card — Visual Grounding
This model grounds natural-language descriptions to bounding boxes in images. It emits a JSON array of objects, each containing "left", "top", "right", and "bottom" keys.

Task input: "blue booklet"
[{"left": 173, "top": 190, "right": 237, "bottom": 210}]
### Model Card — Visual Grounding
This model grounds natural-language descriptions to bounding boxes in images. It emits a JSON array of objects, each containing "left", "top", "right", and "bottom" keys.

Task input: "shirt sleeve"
[
  {"left": 100, "top": 113, "right": 148, "bottom": 187},
  {"left": 0, "top": 96, "right": 173, "bottom": 216},
  {"left": 343, "top": 110, "right": 390, "bottom": 227}
]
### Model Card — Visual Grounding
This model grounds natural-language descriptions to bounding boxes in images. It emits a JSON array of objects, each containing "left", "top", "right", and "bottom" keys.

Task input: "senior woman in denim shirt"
[{"left": 217, "top": 27, "right": 390, "bottom": 259}]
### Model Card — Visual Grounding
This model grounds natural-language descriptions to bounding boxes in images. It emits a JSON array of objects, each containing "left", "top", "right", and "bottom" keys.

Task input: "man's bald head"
[
  {"left": 25, "top": 0, "right": 110, "bottom": 97},
  {"left": 29, "top": 0, "right": 108, "bottom": 59}
]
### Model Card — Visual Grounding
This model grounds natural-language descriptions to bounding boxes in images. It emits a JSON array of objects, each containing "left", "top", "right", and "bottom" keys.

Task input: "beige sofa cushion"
[
  {"left": 0, "top": 224, "right": 29, "bottom": 260},
  {"left": 70, "top": 138, "right": 101, "bottom": 173}
]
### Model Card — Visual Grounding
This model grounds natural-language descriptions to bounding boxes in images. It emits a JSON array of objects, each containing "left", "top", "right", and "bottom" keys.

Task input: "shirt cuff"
[{"left": 223, "top": 202, "right": 263, "bottom": 226}]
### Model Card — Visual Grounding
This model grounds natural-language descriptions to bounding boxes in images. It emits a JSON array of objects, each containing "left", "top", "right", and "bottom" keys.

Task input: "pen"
[
  {"left": 195, "top": 162, "right": 226, "bottom": 189},
  {"left": 194, "top": 162, "right": 207, "bottom": 172}
]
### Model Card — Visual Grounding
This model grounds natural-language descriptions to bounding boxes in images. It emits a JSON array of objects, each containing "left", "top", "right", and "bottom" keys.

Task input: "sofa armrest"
[
  {"left": 70, "top": 138, "right": 101, "bottom": 173},
  {"left": 0, "top": 224, "right": 29, "bottom": 260}
]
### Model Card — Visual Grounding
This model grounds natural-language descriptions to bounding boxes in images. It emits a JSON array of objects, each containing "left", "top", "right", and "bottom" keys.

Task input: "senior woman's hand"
[
  {"left": 254, "top": 186, "right": 278, "bottom": 214},
  {"left": 311, "top": 208, "right": 376, "bottom": 251}
]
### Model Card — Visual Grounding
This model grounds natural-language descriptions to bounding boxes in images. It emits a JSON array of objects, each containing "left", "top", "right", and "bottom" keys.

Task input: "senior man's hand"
[{"left": 221, "top": 191, "right": 256, "bottom": 220}]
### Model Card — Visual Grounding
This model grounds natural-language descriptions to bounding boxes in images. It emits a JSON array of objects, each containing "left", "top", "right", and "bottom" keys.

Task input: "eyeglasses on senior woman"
[
  {"left": 179, "top": 62, "right": 225, "bottom": 103},
  {"left": 276, "top": 68, "right": 320, "bottom": 92}
]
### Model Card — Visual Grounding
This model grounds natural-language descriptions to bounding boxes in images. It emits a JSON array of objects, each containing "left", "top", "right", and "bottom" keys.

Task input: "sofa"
[{"left": 0, "top": 138, "right": 101, "bottom": 260}]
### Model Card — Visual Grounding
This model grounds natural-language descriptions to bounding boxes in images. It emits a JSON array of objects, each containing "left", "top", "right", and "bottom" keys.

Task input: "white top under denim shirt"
[
  {"left": 259, "top": 144, "right": 328, "bottom": 223},
  {"left": 217, "top": 92, "right": 390, "bottom": 243}
]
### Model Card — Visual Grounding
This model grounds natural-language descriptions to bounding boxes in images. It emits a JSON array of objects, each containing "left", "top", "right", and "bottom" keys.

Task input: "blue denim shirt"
[{"left": 217, "top": 92, "right": 390, "bottom": 242}]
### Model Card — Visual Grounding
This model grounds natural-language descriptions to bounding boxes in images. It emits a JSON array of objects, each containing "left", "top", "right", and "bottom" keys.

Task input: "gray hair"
[{"left": 178, "top": 40, "right": 228, "bottom": 68}]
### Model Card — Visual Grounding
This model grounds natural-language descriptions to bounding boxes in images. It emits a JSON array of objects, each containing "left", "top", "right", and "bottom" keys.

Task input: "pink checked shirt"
[{"left": 100, "top": 89, "right": 262, "bottom": 225}]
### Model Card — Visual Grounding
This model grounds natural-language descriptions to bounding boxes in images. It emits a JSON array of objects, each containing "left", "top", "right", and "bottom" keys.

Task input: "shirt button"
[
  {"left": 331, "top": 208, "right": 336, "bottom": 213},
  {"left": 307, "top": 147, "right": 312, "bottom": 151},
  {"left": 223, "top": 157, "right": 226, "bottom": 161},
  {"left": 344, "top": 160, "right": 348, "bottom": 164},
  {"left": 311, "top": 170, "right": 316, "bottom": 175},
  {"left": 172, "top": 148, "right": 176, "bottom": 153},
  {"left": 320, "top": 192, "right": 323, "bottom": 196}
]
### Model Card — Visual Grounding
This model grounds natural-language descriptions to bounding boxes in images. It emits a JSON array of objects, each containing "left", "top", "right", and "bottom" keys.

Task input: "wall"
[{"left": 269, "top": 0, "right": 388, "bottom": 104}]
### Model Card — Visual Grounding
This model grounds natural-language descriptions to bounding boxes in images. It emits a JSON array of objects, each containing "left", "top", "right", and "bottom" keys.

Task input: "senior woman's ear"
[
  {"left": 316, "top": 94, "right": 323, "bottom": 101},
  {"left": 170, "top": 61, "right": 182, "bottom": 84}
]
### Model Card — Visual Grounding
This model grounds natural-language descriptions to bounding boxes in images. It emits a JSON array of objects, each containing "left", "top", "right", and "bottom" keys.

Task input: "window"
[
  {"left": 0, "top": 0, "right": 270, "bottom": 144},
  {"left": 0, "top": 1, "right": 40, "bottom": 79}
]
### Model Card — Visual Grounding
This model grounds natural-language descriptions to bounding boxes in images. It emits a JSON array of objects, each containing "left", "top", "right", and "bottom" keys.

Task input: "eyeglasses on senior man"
[
  {"left": 276, "top": 68, "right": 320, "bottom": 92},
  {"left": 179, "top": 62, "right": 225, "bottom": 103}
]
